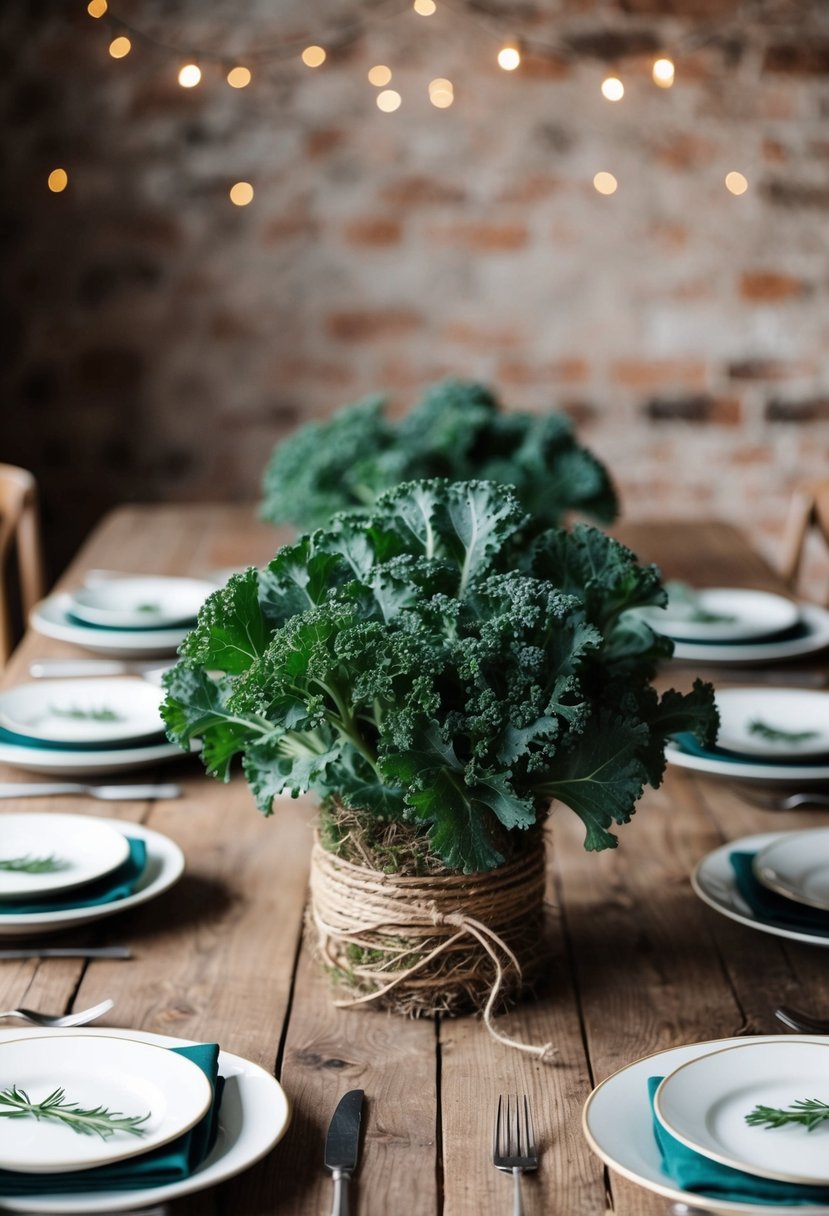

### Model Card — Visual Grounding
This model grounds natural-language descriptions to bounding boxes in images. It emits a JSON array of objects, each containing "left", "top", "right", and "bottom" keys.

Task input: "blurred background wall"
[{"left": 2, "top": 0, "right": 829, "bottom": 584}]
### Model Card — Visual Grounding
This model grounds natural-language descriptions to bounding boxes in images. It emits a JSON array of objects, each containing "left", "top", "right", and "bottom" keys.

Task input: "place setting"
[
  {"left": 584, "top": 1034, "right": 829, "bottom": 1215},
  {"left": 667, "top": 686, "right": 829, "bottom": 786},
  {"left": 30, "top": 575, "right": 217, "bottom": 660},
  {"left": 0, "top": 676, "right": 188, "bottom": 776},
  {"left": 0, "top": 1023, "right": 290, "bottom": 1214},
  {"left": 0, "top": 814, "right": 184, "bottom": 939}
]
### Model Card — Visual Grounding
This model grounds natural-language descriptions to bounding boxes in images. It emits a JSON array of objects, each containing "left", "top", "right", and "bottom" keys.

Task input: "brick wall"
[{"left": 2, "top": 0, "right": 829, "bottom": 592}]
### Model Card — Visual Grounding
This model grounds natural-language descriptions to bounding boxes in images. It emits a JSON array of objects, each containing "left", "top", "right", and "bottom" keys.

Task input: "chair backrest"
[
  {"left": 779, "top": 479, "right": 829, "bottom": 604},
  {"left": 0, "top": 463, "right": 45, "bottom": 664}
]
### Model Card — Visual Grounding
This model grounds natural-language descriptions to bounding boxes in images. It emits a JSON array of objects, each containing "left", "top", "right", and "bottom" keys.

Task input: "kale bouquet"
[
  {"left": 261, "top": 379, "right": 618, "bottom": 533},
  {"left": 163, "top": 480, "right": 716, "bottom": 1026}
]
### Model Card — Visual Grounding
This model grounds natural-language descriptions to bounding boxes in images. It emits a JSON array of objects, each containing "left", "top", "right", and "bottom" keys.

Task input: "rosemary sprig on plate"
[
  {"left": 746, "top": 1098, "right": 829, "bottom": 1132},
  {"left": 0, "top": 855, "right": 64, "bottom": 873},
  {"left": 748, "top": 719, "right": 821, "bottom": 745},
  {"left": 0, "top": 1085, "right": 150, "bottom": 1140},
  {"left": 49, "top": 706, "right": 123, "bottom": 722}
]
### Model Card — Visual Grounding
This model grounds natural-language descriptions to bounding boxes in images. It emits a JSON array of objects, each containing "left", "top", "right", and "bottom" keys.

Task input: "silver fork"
[
  {"left": 728, "top": 787, "right": 829, "bottom": 811},
  {"left": 0, "top": 997, "right": 113, "bottom": 1027},
  {"left": 0, "top": 783, "right": 181, "bottom": 800},
  {"left": 493, "top": 1094, "right": 538, "bottom": 1215}
]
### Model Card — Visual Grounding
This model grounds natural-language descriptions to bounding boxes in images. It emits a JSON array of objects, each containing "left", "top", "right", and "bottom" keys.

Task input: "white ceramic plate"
[
  {"left": 666, "top": 740, "right": 829, "bottom": 786},
  {"left": 754, "top": 829, "right": 829, "bottom": 911},
  {"left": 0, "top": 818, "right": 184, "bottom": 938},
  {"left": 0, "top": 735, "right": 185, "bottom": 777},
  {"left": 583, "top": 1034, "right": 829, "bottom": 1216},
  {"left": 69, "top": 577, "right": 213, "bottom": 630},
  {"left": 0, "top": 1026, "right": 290, "bottom": 1214},
  {"left": 655, "top": 1040, "right": 829, "bottom": 1184},
  {"left": 0, "top": 680, "right": 165, "bottom": 747},
  {"left": 0, "top": 1033, "right": 212, "bottom": 1173},
  {"left": 692, "top": 830, "right": 829, "bottom": 949},
  {"left": 30, "top": 595, "right": 190, "bottom": 659},
  {"left": 670, "top": 603, "right": 829, "bottom": 666},
  {"left": 715, "top": 688, "right": 829, "bottom": 759},
  {"left": 0, "top": 814, "right": 130, "bottom": 901},
  {"left": 636, "top": 587, "right": 800, "bottom": 643}
]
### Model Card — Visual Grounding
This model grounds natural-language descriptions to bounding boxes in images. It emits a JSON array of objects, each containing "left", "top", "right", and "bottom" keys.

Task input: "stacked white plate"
[
  {"left": 629, "top": 585, "right": 829, "bottom": 666},
  {"left": 31, "top": 576, "right": 216, "bottom": 659},
  {"left": 0, "top": 1026, "right": 290, "bottom": 1213},
  {"left": 693, "top": 828, "right": 829, "bottom": 949},
  {"left": 584, "top": 1034, "right": 829, "bottom": 1215},
  {"left": 0, "top": 677, "right": 182, "bottom": 775},
  {"left": 668, "top": 687, "right": 829, "bottom": 786}
]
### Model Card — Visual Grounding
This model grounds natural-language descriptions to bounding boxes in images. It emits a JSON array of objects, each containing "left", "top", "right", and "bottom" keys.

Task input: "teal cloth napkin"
[
  {"left": 0, "top": 838, "right": 147, "bottom": 915},
  {"left": 730, "top": 850, "right": 829, "bottom": 938},
  {"left": 674, "top": 732, "right": 829, "bottom": 769},
  {"left": 0, "top": 725, "right": 166, "bottom": 753},
  {"left": 0, "top": 1043, "right": 223, "bottom": 1195},
  {"left": 649, "top": 1075, "right": 829, "bottom": 1204}
]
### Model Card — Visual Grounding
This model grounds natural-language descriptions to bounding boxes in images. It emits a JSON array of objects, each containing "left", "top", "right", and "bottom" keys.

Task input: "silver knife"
[
  {"left": 324, "top": 1089, "right": 364, "bottom": 1216},
  {"left": 28, "top": 660, "right": 173, "bottom": 681},
  {"left": 0, "top": 946, "right": 132, "bottom": 959}
]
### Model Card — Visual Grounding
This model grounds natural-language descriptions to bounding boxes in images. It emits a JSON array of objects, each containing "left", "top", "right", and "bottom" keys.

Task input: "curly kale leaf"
[{"left": 178, "top": 569, "right": 269, "bottom": 674}]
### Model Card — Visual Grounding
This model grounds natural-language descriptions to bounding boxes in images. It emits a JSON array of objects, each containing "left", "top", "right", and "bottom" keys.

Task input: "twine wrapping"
[{"left": 309, "top": 832, "right": 555, "bottom": 1061}]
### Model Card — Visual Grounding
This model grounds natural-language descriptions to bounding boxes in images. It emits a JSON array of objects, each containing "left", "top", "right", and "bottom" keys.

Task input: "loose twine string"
[{"left": 309, "top": 833, "right": 556, "bottom": 1061}]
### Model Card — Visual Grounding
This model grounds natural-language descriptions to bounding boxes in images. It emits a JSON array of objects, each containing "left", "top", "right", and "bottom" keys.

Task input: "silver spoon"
[
  {"left": 0, "top": 997, "right": 114, "bottom": 1027},
  {"left": 774, "top": 1004, "right": 829, "bottom": 1034}
]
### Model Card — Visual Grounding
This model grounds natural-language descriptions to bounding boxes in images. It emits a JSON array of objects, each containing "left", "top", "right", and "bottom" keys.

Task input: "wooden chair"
[
  {"left": 0, "top": 463, "right": 45, "bottom": 664},
  {"left": 779, "top": 479, "right": 829, "bottom": 604}
]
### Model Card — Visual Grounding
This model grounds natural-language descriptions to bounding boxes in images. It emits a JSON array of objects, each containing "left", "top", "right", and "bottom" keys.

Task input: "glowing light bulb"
[
  {"left": 497, "top": 46, "right": 520, "bottom": 71},
  {"left": 178, "top": 64, "right": 201, "bottom": 88},
  {"left": 377, "top": 89, "right": 402, "bottom": 112},
  {"left": 430, "top": 87, "right": 453, "bottom": 108},
  {"left": 601, "top": 76, "right": 624, "bottom": 101},
  {"left": 87, "top": 0, "right": 107, "bottom": 17},
  {"left": 652, "top": 57, "right": 675, "bottom": 87},
  {"left": 47, "top": 168, "right": 68, "bottom": 193},
  {"left": 227, "top": 66, "right": 252, "bottom": 88},
  {"left": 725, "top": 171, "right": 749, "bottom": 195},
  {"left": 108, "top": 36, "right": 131, "bottom": 59},
  {"left": 229, "top": 181, "right": 254, "bottom": 206},
  {"left": 301, "top": 45, "right": 326, "bottom": 67},
  {"left": 593, "top": 171, "right": 618, "bottom": 195},
  {"left": 368, "top": 65, "right": 392, "bottom": 86},
  {"left": 413, "top": 0, "right": 437, "bottom": 14}
]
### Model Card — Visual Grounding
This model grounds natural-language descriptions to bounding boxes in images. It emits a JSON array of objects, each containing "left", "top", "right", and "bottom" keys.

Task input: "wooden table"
[{"left": 2, "top": 505, "right": 829, "bottom": 1216}]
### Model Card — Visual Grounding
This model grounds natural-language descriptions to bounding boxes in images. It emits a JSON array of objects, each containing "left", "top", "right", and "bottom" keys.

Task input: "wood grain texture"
[{"left": 1, "top": 505, "right": 825, "bottom": 1213}]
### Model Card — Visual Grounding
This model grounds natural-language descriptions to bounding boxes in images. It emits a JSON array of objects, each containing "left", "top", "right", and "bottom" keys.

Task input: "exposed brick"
[
  {"left": 262, "top": 216, "right": 320, "bottom": 243},
  {"left": 766, "top": 397, "right": 829, "bottom": 423},
  {"left": 730, "top": 446, "right": 775, "bottom": 465},
  {"left": 643, "top": 394, "right": 741, "bottom": 425},
  {"left": 613, "top": 359, "right": 709, "bottom": 390},
  {"left": 426, "top": 222, "right": 529, "bottom": 251},
  {"left": 305, "top": 128, "right": 347, "bottom": 157},
  {"left": 647, "top": 222, "right": 689, "bottom": 250},
  {"left": 559, "top": 399, "right": 598, "bottom": 426},
  {"left": 762, "top": 138, "right": 789, "bottom": 164},
  {"left": 761, "top": 179, "right": 829, "bottom": 208},
  {"left": 267, "top": 356, "right": 357, "bottom": 387},
  {"left": 649, "top": 133, "right": 718, "bottom": 171},
  {"left": 517, "top": 53, "right": 572, "bottom": 80},
  {"left": 763, "top": 43, "right": 829, "bottom": 74},
  {"left": 497, "top": 358, "right": 590, "bottom": 386},
  {"left": 497, "top": 175, "right": 563, "bottom": 204},
  {"left": 563, "top": 28, "right": 660, "bottom": 59},
  {"left": 342, "top": 217, "right": 403, "bottom": 246},
  {"left": 617, "top": 0, "right": 741, "bottom": 14},
  {"left": 739, "top": 271, "right": 810, "bottom": 301},
  {"left": 441, "top": 322, "right": 525, "bottom": 350},
  {"left": 728, "top": 358, "right": 814, "bottom": 380},
  {"left": 379, "top": 176, "right": 466, "bottom": 208},
  {"left": 325, "top": 309, "right": 423, "bottom": 342}
]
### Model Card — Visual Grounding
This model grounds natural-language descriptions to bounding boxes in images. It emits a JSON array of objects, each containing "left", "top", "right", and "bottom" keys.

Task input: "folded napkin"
[
  {"left": 673, "top": 732, "right": 828, "bottom": 769},
  {"left": 0, "top": 1042, "right": 223, "bottom": 1195},
  {"left": 649, "top": 1075, "right": 829, "bottom": 1204},
  {"left": 730, "top": 850, "right": 829, "bottom": 938},
  {"left": 0, "top": 838, "right": 147, "bottom": 915},
  {"left": 0, "top": 726, "right": 165, "bottom": 753}
]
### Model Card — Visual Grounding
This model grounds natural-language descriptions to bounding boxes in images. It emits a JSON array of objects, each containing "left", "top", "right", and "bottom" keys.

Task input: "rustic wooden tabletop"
[{"left": 1, "top": 504, "right": 828, "bottom": 1216}]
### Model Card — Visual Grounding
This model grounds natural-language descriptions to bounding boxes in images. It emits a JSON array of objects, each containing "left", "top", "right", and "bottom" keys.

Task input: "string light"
[
  {"left": 177, "top": 64, "right": 201, "bottom": 88},
  {"left": 725, "top": 171, "right": 749, "bottom": 195},
  {"left": 377, "top": 89, "right": 402, "bottom": 112},
  {"left": 301, "top": 45, "right": 326, "bottom": 67},
  {"left": 413, "top": 0, "right": 437, "bottom": 14},
  {"left": 497, "top": 45, "right": 520, "bottom": 71},
  {"left": 86, "top": 0, "right": 107, "bottom": 17},
  {"left": 652, "top": 57, "right": 675, "bottom": 87},
  {"left": 368, "top": 65, "right": 392, "bottom": 86},
  {"left": 429, "top": 78, "right": 454, "bottom": 107},
  {"left": 601, "top": 76, "right": 624, "bottom": 101},
  {"left": 593, "top": 171, "right": 618, "bottom": 195},
  {"left": 47, "top": 168, "right": 68, "bottom": 193},
  {"left": 227, "top": 66, "right": 252, "bottom": 88},
  {"left": 108, "top": 35, "right": 131, "bottom": 58},
  {"left": 229, "top": 181, "right": 254, "bottom": 206}
]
